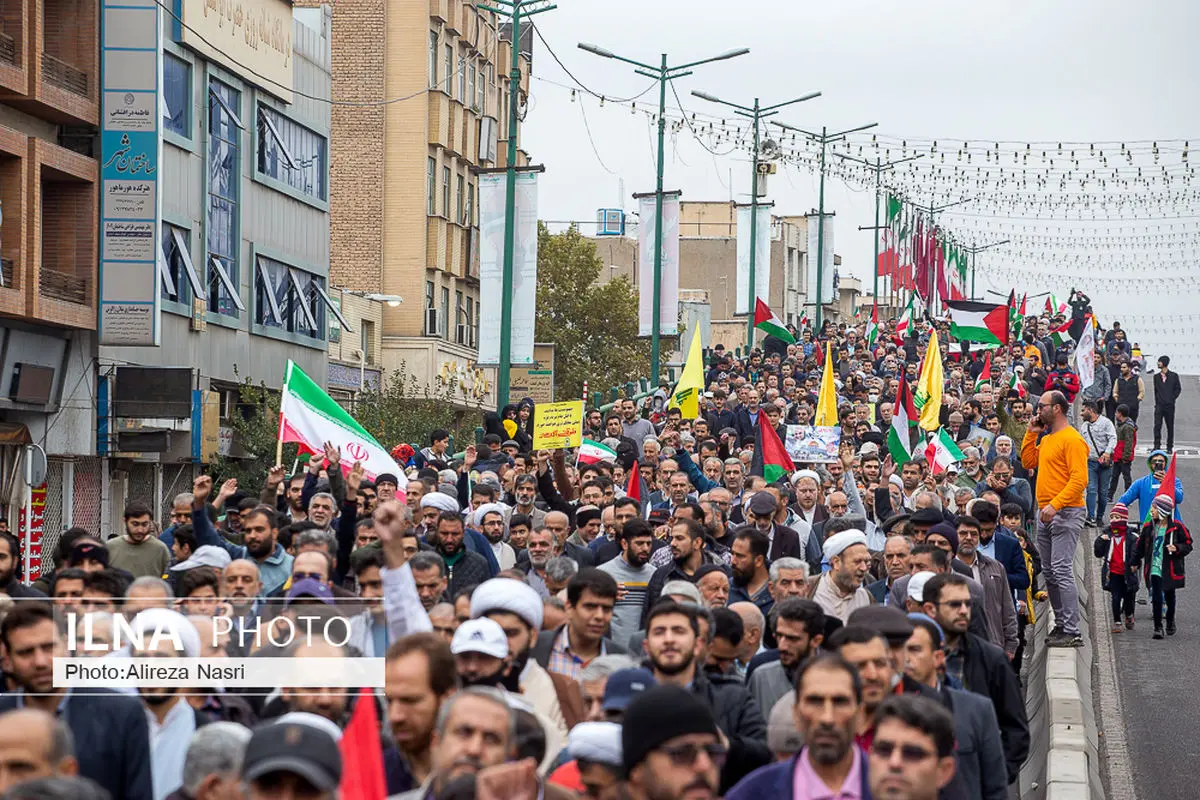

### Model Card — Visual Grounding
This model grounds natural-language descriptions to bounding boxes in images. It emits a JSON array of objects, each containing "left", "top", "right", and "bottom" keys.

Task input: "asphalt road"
[{"left": 1107, "top": 376, "right": 1200, "bottom": 800}]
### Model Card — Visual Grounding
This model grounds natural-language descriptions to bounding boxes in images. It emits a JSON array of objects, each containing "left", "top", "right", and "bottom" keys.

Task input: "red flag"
[
  {"left": 1154, "top": 453, "right": 1179, "bottom": 506},
  {"left": 626, "top": 460, "right": 642, "bottom": 504},
  {"left": 340, "top": 688, "right": 387, "bottom": 800}
]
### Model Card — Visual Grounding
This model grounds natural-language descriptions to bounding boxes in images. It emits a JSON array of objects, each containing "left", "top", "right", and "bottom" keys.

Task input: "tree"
[{"left": 535, "top": 223, "right": 651, "bottom": 401}]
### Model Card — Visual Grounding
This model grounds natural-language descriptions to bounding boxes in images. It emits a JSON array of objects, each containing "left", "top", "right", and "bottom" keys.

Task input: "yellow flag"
[
  {"left": 915, "top": 334, "right": 944, "bottom": 431},
  {"left": 668, "top": 326, "right": 704, "bottom": 419},
  {"left": 814, "top": 342, "right": 838, "bottom": 426}
]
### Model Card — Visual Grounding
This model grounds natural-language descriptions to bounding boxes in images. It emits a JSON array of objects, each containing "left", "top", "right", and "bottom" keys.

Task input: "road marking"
[{"left": 1134, "top": 447, "right": 1200, "bottom": 459}]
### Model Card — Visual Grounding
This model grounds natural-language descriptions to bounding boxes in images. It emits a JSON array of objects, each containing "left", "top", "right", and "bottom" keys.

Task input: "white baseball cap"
[{"left": 450, "top": 618, "right": 509, "bottom": 660}]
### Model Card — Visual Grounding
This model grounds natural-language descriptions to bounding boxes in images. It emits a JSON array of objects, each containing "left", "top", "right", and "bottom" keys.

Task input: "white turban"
[
  {"left": 420, "top": 492, "right": 460, "bottom": 514},
  {"left": 568, "top": 721, "right": 623, "bottom": 767},
  {"left": 473, "top": 503, "right": 505, "bottom": 527},
  {"left": 822, "top": 530, "right": 869, "bottom": 562},
  {"left": 470, "top": 578, "right": 544, "bottom": 631},
  {"left": 790, "top": 469, "right": 820, "bottom": 486},
  {"left": 130, "top": 608, "right": 200, "bottom": 658},
  {"left": 888, "top": 474, "right": 904, "bottom": 490}
]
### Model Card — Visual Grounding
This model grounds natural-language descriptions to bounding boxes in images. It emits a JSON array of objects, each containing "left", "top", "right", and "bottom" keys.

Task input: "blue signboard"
[{"left": 98, "top": 0, "right": 161, "bottom": 346}]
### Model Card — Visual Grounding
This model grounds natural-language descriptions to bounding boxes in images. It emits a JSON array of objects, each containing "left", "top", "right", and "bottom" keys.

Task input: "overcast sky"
[{"left": 522, "top": 0, "right": 1200, "bottom": 365}]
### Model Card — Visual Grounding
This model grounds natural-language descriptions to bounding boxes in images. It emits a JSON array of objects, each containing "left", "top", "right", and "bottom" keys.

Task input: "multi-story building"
[
  {"left": 321, "top": 0, "right": 532, "bottom": 410},
  {"left": 0, "top": 0, "right": 103, "bottom": 541},
  {"left": 98, "top": 3, "right": 337, "bottom": 529},
  {"left": 592, "top": 201, "right": 824, "bottom": 351}
]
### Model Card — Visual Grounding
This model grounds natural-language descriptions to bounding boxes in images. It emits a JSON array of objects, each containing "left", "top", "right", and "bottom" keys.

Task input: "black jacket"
[
  {"left": 1154, "top": 370, "right": 1182, "bottom": 407},
  {"left": 0, "top": 689, "right": 153, "bottom": 800},
  {"left": 690, "top": 671, "right": 771, "bottom": 792},
  {"left": 531, "top": 624, "right": 629, "bottom": 668},
  {"left": 1, "top": 578, "right": 47, "bottom": 598},
  {"left": 955, "top": 632, "right": 1029, "bottom": 783},
  {"left": 641, "top": 553, "right": 726, "bottom": 627}
]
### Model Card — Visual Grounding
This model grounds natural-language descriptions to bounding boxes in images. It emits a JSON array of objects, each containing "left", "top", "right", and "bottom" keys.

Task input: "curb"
[{"left": 1018, "top": 540, "right": 1104, "bottom": 800}]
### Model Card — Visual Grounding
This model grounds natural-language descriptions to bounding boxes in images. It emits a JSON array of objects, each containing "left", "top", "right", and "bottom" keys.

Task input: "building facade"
[
  {"left": 97, "top": 5, "right": 336, "bottom": 530},
  {"left": 320, "top": 0, "right": 533, "bottom": 410},
  {"left": 0, "top": 0, "right": 102, "bottom": 545}
]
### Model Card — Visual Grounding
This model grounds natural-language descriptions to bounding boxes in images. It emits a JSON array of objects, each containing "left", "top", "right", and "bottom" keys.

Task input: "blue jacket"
[
  {"left": 1119, "top": 474, "right": 1183, "bottom": 522},
  {"left": 192, "top": 506, "right": 294, "bottom": 596},
  {"left": 725, "top": 750, "right": 873, "bottom": 800},
  {"left": 0, "top": 689, "right": 153, "bottom": 800},
  {"left": 985, "top": 528, "right": 1030, "bottom": 593}
]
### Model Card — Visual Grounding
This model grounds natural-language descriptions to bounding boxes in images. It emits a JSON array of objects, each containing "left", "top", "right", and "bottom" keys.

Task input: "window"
[
  {"left": 455, "top": 290, "right": 464, "bottom": 343},
  {"left": 458, "top": 54, "right": 466, "bottom": 102},
  {"left": 257, "top": 104, "right": 328, "bottom": 201},
  {"left": 466, "top": 182, "right": 475, "bottom": 227},
  {"left": 465, "top": 295, "right": 475, "bottom": 347},
  {"left": 207, "top": 78, "right": 245, "bottom": 316},
  {"left": 444, "top": 44, "right": 453, "bottom": 94},
  {"left": 440, "top": 287, "right": 450, "bottom": 340},
  {"left": 429, "top": 31, "right": 438, "bottom": 88},
  {"left": 328, "top": 295, "right": 343, "bottom": 343},
  {"left": 361, "top": 319, "right": 375, "bottom": 362},
  {"left": 254, "top": 255, "right": 347, "bottom": 340},
  {"left": 427, "top": 157, "right": 437, "bottom": 215},
  {"left": 159, "top": 222, "right": 203, "bottom": 304},
  {"left": 441, "top": 167, "right": 450, "bottom": 218},
  {"left": 163, "top": 52, "right": 190, "bottom": 137},
  {"left": 456, "top": 174, "right": 464, "bottom": 225},
  {"left": 467, "top": 63, "right": 476, "bottom": 110},
  {"left": 479, "top": 63, "right": 489, "bottom": 112},
  {"left": 426, "top": 281, "right": 435, "bottom": 318}
]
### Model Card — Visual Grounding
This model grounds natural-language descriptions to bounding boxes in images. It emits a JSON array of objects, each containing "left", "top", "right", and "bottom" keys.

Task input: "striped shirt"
[{"left": 597, "top": 554, "right": 656, "bottom": 646}]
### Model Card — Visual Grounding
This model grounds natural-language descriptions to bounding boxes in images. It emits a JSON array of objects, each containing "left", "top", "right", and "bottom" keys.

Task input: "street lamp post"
[
  {"left": 580, "top": 42, "right": 749, "bottom": 383},
  {"left": 834, "top": 152, "right": 923, "bottom": 314},
  {"left": 774, "top": 120, "right": 877, "bottom": 329},
  {"left": 480, "top": 0, "right": 556, "bottom": 408},
  {"left": 691, "top": 88, "right": 821, "bottom": 347},
  {"left": 962, "top": 239, "right": 1011, "bottom": 300}
]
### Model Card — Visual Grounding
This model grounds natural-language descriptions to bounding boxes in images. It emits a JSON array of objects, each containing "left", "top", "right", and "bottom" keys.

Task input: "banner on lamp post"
[
  {"left": 478, "top": 170, "right": 539, "bottom": 366},
  {"left": 637, "top": 191, "right": 680, "bottom": 337},
  {"left": 735, "top": 203, "right": 773, "bottom": 315},
  {"left": 805, "top": 214, "right": 836, "bottom": 307}
]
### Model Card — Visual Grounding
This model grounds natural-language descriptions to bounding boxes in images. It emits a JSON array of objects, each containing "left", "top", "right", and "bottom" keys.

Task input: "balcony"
[
  {"left": 41, "top": 52, "right": 86, "bottom": 97},
  {"left": 39, "top": 268, "right": 87, "bottom": 303},
  {"left": 34, "top": 138, "right": 97, "bottom": 329}
]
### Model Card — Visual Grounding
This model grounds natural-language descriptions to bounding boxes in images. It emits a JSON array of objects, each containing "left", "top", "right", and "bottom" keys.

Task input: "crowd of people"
[{"left": 0, "top": 297, "right": 1188, "bottom": 800}]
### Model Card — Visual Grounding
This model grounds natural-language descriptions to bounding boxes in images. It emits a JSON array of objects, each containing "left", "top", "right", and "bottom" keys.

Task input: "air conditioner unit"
[
  {"left": 425, "top": 308, "right": 442, "bottom": 337},
  {"left": 596, "top": 208, "right": 625, "bottom": 236},
  {"left": 456, "top": 323, "right": 467, "bottom": 345}
]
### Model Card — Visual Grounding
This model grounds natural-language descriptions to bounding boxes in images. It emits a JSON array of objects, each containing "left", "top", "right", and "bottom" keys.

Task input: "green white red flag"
[
  {"left": 754, "top": 298, "right": 796, "bottom": 344},
  {"left": 973, "top": 351, "right": 992, "bottom": 393},
  {"left": 887, "top": 375, "right": 918, "bottom": 464},
  {"left": 279, "top": 360, "right": 406, "bottom": 490},
  {"left": 865, "top": 303, "right": 879, "bottom": 349},
  {"left": 925, "top": 428, "right": 965, "bottom": 475},
  {"left": 578, "top": 438, "right": 618, "bottom": 465}
]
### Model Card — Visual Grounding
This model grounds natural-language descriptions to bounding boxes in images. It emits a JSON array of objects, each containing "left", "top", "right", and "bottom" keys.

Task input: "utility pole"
[
  {"left": 774, "top": 120, "right": 877, "bottom": 329},
  {"left": 903, "top": 196, "right": 973, "bottom": 316},
  {"left": 691, "top": 89, "right": 820, "bottom": 347},
  {"left": 480, "top": 0, "right": 555, "bottom": 407},
  {"left": 961, "top": 239, "right": 1011, "bottom": 300},
  {"left": 580, "top": 43, "right": 749, "bottom": 384},
  {"left": 834, "top": 152, "right": 923, "bottom": 317}
]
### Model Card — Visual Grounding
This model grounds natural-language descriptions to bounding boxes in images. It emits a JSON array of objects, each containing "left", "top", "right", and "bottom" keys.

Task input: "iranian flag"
[
  {"left": 1049, "top": 318, "right": 1073, "bottom": 348},
  {"left": 799, "top": 310, "right": 809, "bottom": 329},
  {"left": 578, "top": 438, "right": 617, "bottom": 465},
  {"left": 865, "top": 303, "right": 879, "bottom": 349},
  {"left": 946, "top": 300, "right": 1008, "bottom": 346},
  {"left": 925, "top": 428, "right": 965, "bottom": 475},
  {"left": 279, "top": 361, "right": 406, "bottom": 490},
  {"left": 887, "top": 376, "right": 918, "bottom": 464},
  {"left": 973, "top": 351, "right": 992, "bottom": 393},
  {"left": 894, "top": 296, "right": 917, "bottom": 341},
  {"left": 1007, "top": 370, "right": 1026, "bottom": 398},
  {"left": 1045, "top": 294, "right": 1067, "bottom": 315},
  {"left": 754, "top": 298, "right": 796, "bottom": 344}
]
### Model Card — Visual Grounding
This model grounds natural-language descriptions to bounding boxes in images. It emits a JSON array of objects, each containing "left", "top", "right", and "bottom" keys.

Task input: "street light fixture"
[
  {"left": 579, "top": 42, "right": 749, "bottom": 384},
  {"left": 691, "top": 88, "right": 821, "bottom": 346},
  {"left": 773, "top": 119, "right": 878, "bottom": 328}
]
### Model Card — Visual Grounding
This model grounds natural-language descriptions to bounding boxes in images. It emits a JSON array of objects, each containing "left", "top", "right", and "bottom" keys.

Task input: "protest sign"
[
  {"left": 784, "top": 425, "right": 841, "bottom": 463},
  {"left": 533, "top": 400, "right": 584, "bottom": 450}
]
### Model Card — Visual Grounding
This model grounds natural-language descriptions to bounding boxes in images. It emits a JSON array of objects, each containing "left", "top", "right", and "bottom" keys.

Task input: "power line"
[{"left": 529, "top": 23, "right": 657, "bottom": 104}]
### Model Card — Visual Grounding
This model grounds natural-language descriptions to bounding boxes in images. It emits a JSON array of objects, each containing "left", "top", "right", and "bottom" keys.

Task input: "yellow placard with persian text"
[{"left": 532, "top": 400, "right": 584, "bottom": 450}]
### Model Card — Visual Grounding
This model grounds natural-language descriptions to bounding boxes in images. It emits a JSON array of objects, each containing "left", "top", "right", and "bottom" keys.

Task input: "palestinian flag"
[
  {"left": 1012, "top": 292, "right": 1027, "bottom": 339},
  {"left": 887, "top": 375, "right": 917, "bottom": 464},
  {"left": 865, "top": 303, "right": 879, "bottom": 349},
  {"left": 1049, "top": 318, "right": 1074, "bottom": 348},
  {"left": 754, "top": 298, "right": 796, "bottom": 344},
  {"left": 946, "top": 300, "right": 1008, "bottom": 345},
  {"left": 973, "top": 351, "right": 992, "bottom": 393},
  {"left": 925, "top": 427, "right": 965, "bottom": 475},
  {"left": 279, "top": 361, "right": 406, "bottom": 488},
  {"left": 578, "top": 438, "right": 617, "bottom": 465},
  {"left": 751, "top": 410, "right": 793, "bottom": 483}
]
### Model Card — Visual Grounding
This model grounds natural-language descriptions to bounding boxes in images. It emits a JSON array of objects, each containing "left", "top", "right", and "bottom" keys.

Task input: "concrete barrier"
[{"left": 1017, "top": 540, "right": 1104, "bottom": 800}]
